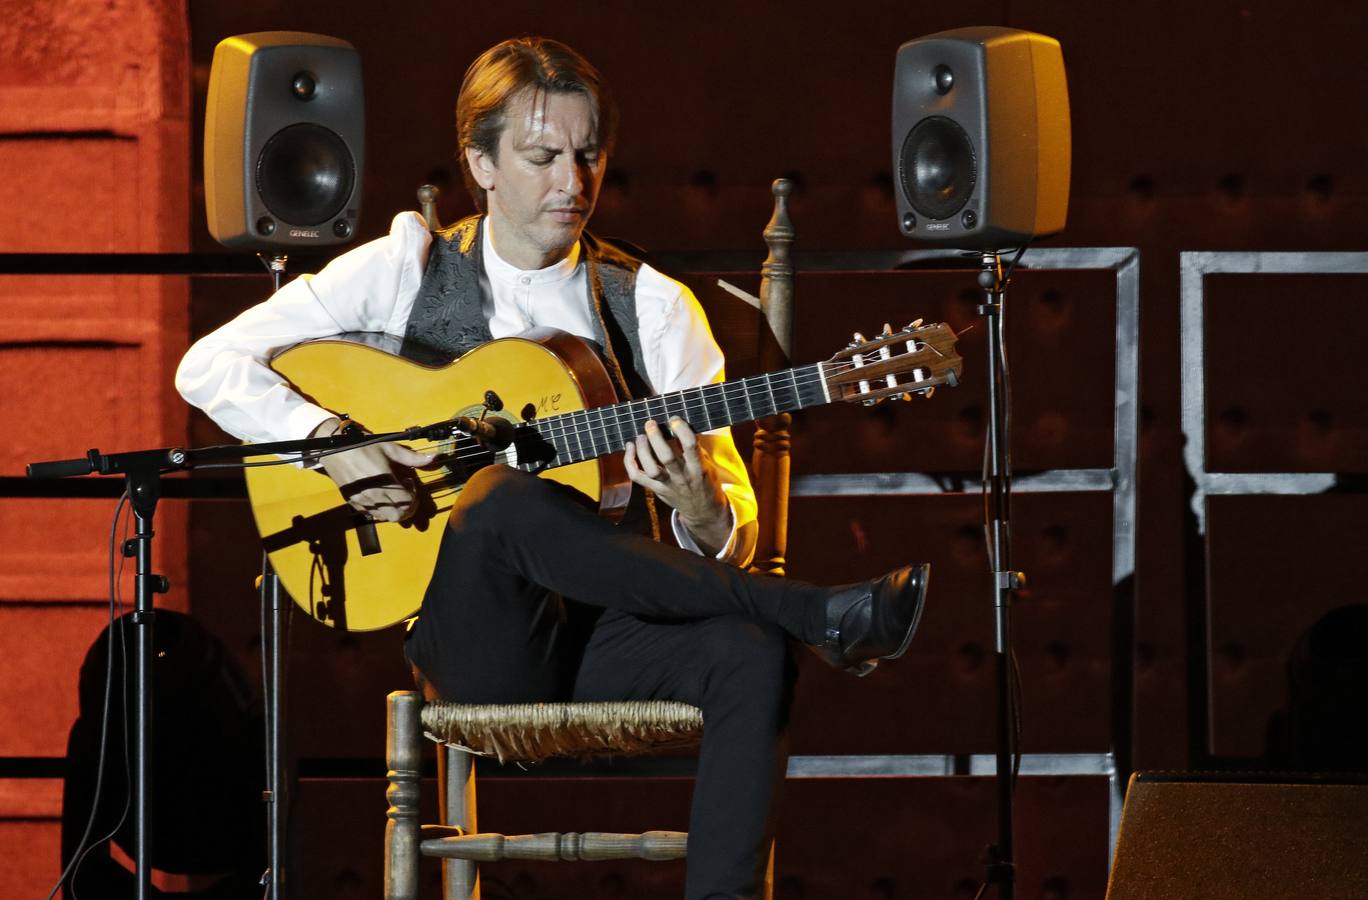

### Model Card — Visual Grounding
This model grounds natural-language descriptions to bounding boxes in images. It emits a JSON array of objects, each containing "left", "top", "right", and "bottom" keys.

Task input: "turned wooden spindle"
[
  {"left": 759, "top": 177, "right": 794, "bottom": 364},
  {"left": 418, "top": 183, "right": 443, "bottom": 231},
  {"left": 751, "top": 178, "right": 795, "bottom": 578},
  {"left": 385, "top": 692, "right": 423, "bottom": 900},
  {"left": 421, "top": 829, "right": 689, "bottom": 862},
  {"left": 438, "top": 743, "right": 479, "bottom": 897}
]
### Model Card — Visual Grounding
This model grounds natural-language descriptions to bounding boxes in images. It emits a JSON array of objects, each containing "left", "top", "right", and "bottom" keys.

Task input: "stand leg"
[
  {"left": 263, "top": 564, "right": 287, "bottom": 900},
  {"left": 133, "top": 535, "right": 153, "bottom": 900},
  {"left": 127, "top": 486, "right": 168, "bottom": 900}
]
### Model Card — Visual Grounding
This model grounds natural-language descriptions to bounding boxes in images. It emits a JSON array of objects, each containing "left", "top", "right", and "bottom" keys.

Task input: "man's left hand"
[{"left": 624, "top": 417, "right": 732, "bottom": 556}]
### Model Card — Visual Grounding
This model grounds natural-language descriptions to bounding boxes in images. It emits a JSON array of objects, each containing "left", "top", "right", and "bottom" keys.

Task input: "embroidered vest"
[{"left": 404, "top": 215, "right": 660, "bottom": 537}]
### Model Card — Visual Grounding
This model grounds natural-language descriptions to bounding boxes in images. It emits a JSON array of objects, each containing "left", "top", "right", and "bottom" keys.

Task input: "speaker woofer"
[
  {"left": 256, "top": 122, "right": 355, "bottom": 226},
  {"left": 898, "top": 115, "right": 976, "bottom": 220}
]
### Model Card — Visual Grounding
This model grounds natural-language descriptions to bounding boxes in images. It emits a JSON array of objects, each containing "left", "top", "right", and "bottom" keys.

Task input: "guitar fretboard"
[{"left": 526, "top": 362, "right": 829, "bottom": 466}]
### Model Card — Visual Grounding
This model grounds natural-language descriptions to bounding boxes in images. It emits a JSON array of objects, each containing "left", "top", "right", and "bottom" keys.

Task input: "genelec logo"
[
  {"left": 926, "top": 223, "right": 950, "bottom": 231},
  {"left": 289, "top": 229, "right": 321, "bottom": 239}
]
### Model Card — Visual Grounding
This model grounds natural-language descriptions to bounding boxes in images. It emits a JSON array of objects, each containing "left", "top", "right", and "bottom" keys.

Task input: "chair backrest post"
[
  {"left": 418, "top": 184, "right": 443, "bottom": 231},
  {"left": 751, "top": 178, "right": 796, "bottom": 578}
]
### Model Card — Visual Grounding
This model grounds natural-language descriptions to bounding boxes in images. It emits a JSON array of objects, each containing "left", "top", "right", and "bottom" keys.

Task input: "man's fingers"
[
  {"left": 623, "top": 441, "right": 666, "bottom": 492},
  {"left": 643, "top": 420, "right": 677, "bottom": 467},
  {"left": 669, "top": 417, "right": 706, "bottom": 478},
  {"left": 625, "top": 438, "right": 658, "bottom": 481},
  {"left": 350, "top": 486, "right": 417, "bottom": 523},
  {"left": 670, "top": 416, "right": 698, "bottom": 447},
  {"left": 381, "top": 441, "right": 437, "bottom": 467},
  {"left": 320, "top": 440, "right": 427, "bottom": 523},
  {"left": 632, "top": 433, "right": 663, "bottom": 479}
]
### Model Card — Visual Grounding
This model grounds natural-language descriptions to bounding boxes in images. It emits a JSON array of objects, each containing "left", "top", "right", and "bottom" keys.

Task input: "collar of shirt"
[
  {"left": 481, "top": 217, "right": 583, "bottom": 286},
  {"left": 480, "top": 216, "right": 596, "bottom": 341}
]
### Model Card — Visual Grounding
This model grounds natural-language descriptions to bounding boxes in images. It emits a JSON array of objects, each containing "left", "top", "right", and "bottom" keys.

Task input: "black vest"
[{"left": 403, "top": 215, "right": 660, "bottom": 537}]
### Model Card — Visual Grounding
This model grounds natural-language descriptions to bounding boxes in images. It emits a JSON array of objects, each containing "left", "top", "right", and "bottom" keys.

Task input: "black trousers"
[{"left": 405, "top": 466, "right": 811, "bottom": 900}]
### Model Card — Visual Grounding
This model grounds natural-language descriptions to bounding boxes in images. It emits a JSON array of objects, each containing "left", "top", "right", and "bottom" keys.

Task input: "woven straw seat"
[{"left": 421, "top": 700, "right": 704, "bottom": 764}]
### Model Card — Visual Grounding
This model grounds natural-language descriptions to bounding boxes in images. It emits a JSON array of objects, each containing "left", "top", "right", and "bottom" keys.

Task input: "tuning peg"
[
  {"left": 906, "top": 318, "right": 924, "bottom": 330},
  {"left": 882, "top": 323, "right": 894, "bottom": 335},
  {"left": 849, "top": 331, "right": 867, "bottom": 348}
]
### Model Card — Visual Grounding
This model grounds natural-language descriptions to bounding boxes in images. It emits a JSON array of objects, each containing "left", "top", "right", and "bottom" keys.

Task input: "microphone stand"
[
  {"left": 261, "top": 254, "right": 287, "bottom": 900},
  {"left": 978, "top": 250, "right": 1025, "bottom": 900},
  {"left": 27, "top": 420, "right": 464, "bottom": 900}
]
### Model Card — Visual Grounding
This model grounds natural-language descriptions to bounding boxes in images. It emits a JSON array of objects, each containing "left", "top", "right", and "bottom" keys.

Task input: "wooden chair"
[{"left": 385, "top": 179, "right": 797, "bottom": 900}]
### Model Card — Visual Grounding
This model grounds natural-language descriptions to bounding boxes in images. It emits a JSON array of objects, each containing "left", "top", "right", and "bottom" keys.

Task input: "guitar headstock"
[{"left": 824, "top": 320, "right": 962, "bottom": 405}]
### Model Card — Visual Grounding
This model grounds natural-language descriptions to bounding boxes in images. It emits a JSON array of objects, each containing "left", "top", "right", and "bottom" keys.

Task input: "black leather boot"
[{"left": 810, "top": 564, "right": 930, "bottom": 676}]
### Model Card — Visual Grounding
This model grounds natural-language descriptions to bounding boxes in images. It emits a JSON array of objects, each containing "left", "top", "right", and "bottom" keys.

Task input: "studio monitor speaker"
[
  {"left": 1106, "top": 772, "right": 1368, "bottom": 899},
  {"left": 893, "top": 26, "right": 1070, "bottom": 248},
  {"left": 205, "top": 32, "right": 364, "bottom": 249}
]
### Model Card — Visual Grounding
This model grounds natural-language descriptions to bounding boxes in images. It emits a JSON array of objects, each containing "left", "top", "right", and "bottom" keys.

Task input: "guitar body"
[{"left": 243, "top": 328, "right": 627, "bottom": 631}]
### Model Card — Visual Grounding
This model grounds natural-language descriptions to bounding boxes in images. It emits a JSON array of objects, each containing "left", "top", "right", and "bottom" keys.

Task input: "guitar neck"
[{"left": 528, "top": 362, "right": 829, "bottom": 466}]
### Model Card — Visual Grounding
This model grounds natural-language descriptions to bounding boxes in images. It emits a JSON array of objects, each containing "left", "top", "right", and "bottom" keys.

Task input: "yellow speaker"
[{"left": 205, "top": 32, "right": 364, "bottom": 249}]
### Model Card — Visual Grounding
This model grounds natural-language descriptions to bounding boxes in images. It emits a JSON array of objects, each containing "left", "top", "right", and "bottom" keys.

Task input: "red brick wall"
[{"left": 0, "top": 0, "right": 189, "bottom": 894}]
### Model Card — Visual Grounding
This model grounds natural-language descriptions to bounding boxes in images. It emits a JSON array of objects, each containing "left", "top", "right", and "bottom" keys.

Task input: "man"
[{"left": 177, "top": 37, "right": 928, "bottom": 900}]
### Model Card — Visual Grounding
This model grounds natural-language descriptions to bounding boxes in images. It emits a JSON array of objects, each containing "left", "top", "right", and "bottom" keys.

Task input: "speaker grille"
[
  {"left": 256, "top": 123, "right": 356, "bottom": 226},
  {"left": 898, "top": 115, "right": 976, "bottom": 220}
]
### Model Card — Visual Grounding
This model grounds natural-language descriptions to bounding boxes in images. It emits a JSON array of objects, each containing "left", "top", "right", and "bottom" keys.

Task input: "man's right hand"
[{"left": 311, "top": 417, "right": 436, "bottom": 523}]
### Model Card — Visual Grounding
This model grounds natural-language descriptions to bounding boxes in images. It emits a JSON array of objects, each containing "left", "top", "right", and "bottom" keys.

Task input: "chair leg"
[
  {"left": 439, "top": 743, "right": 479, "bottom": 899},
  {"left": 385, "top": 691, "right": 422, "bottom": 900}
]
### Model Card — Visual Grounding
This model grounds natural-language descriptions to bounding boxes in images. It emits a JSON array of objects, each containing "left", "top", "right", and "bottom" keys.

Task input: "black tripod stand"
[
  {"left": 28, "top": 416, "right": 463, "bottom": 900},
  {"left": 976, "top": 249, "right": 1026, "bottom": 900}
]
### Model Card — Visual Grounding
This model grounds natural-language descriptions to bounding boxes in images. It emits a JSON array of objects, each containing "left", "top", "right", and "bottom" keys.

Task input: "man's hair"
[{"left": 455, "top": 37, "right": 617, "bottom": 212}]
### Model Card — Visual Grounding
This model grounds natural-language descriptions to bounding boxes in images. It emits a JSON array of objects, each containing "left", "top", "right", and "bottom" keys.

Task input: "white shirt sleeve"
[
  {"left": 175, "top": 212, "right": 432, "bottom": 444},
  {"left": 634, "top": 264, "right": 759, "bottom": 568}
]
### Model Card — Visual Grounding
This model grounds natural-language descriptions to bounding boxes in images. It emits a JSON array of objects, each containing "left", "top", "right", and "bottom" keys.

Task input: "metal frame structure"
[
  {"left": 792, "top": 246, "right": 1141, "bottom": 857},
  {"left": 1178, "top": 251, "right": 1362, "bottom": 531},
  {"left": 1178, "top": 250, "right": 1368, "bottom": 762}
]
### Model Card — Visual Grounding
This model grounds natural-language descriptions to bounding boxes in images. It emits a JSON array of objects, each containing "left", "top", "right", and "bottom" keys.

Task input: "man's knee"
[
  {"left": 697, "top": 619, "right": 795, "bottom": 705},
  {"left": 450, "top": 465, "right": 539, "bottom": 530}
]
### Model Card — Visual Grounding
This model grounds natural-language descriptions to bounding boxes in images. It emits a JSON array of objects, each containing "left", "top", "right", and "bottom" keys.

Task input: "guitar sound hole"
[{"left": 439, "top": 434, "right": 494, "bottom": 484}]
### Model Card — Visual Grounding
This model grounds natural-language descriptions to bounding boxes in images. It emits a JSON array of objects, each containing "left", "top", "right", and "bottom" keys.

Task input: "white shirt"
[{"left": 176, "top": 211, "right": 757, "bottom": 565}]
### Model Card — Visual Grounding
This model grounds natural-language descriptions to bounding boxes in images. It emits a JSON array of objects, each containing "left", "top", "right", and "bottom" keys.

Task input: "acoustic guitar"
[{"left": 243, "top": 322, "right": 961, "bottom": 631}]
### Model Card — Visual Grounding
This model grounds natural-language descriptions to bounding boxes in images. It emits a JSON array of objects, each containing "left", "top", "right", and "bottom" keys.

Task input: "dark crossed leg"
[
  {"left": 404, "top": 465, "right": 801, "bottom": 900},
  {"left": 407, "top": 465, "right": 825, "bottom": 680},
  {"left": 574, "top": 609, "right": 793, "bottom": 900}
]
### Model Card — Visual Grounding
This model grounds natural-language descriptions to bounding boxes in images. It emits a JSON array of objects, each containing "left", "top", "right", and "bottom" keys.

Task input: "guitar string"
[
  {"left": 399, "top": 365, "right": 837, "bottom": 492},
  {"left": 529, "top": 354, "right": 928, "bottom": 446},
  {"left": 402, "top": 355, "right": 943, "bottom": 490},
  {"left": 405, "top": 360, "right": 858, "bottom": 467},
  {"left": 220, "top": 349, "right": 945, "bottom": 477},
  {"left": 419, "top": 366, "right": 831, "bottom": 462},
  {"left": 207, "top": 365, "right": 837, "bottom": 474},
  {"left": 408, "top": 356, "right": 941, "bottom": 478}
]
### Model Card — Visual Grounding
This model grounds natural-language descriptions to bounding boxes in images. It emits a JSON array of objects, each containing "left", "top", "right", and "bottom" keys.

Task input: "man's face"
[{"left": 466, "top": 88, "right": 607, "bottom": 270}]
